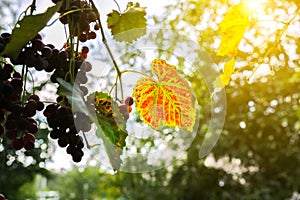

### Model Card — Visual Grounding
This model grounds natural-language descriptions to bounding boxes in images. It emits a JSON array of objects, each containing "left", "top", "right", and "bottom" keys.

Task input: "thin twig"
[
  {"left": 112, "top": 0, "right": 121, "bottom": 13},
  {"left": 109, "top": 83, "right": 117, "bottom": 95},
  {"left": 90, "top": 0, "right": 124, "bottom": 101},
  {"left": 27, "top": 70, "right": 35, "bottom": 94},
  {"left": 22, "top": 65, "right": 29, "bottom": 104},
  {"left": 121, "top": 69, "right": 152, "bottom": 78},
  {"left": 82, "top": 132, "right": 91, "bottom": 149},
  {"left": 256, "top": 19, "right": 288, "bottom": 25},
  {"left": 30, "top": 0, "right": 36, "bottom": 15},
  {"left": 247, "top": 10, "right": 300, "bottom": 81}
]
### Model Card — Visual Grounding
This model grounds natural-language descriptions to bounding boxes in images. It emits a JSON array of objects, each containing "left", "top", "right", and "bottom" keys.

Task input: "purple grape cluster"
[
  {"left": 0, "top": 63, "right": 42, "bottom": 151},
  {"left": 0, "top": 2, "right": 95, "bottom": 161},
  {"left": 53, "top": 0, "right": 99, "bottom": 42},
  {"left": 10, "top": 34, "right": 57, "bottom": 72},
  {"left": 43, "top": 103, "right": 91, "bottom": 162},
  {"left": 118, "top": 96, "right": 134, "bottom": 120}
]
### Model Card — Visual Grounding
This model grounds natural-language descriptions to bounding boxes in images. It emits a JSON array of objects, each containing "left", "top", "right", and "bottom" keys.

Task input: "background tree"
[
  {"left": 117, "top": 0, "right": 300, "bottom": 199},
  {"left": 0, "top": 127, "right": 52, "bottom": 199},
  {"left": 48, "top": 166, "right": 122, "bottom": 200}
]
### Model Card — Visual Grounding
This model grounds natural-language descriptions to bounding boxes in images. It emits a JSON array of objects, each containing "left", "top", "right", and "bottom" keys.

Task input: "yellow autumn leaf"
[
  {"left": 214, "top": 57, "right": 236, "bottom": 88},
  {"left": 217, "top": 2, "right": 251, "bottom": 56},
  {"left": 133, "top": 59, "right": 196, "bottom": 132}
]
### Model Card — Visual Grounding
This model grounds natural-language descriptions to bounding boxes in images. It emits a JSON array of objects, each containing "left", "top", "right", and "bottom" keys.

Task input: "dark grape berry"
[
  {"left": 76, "top": 70, "right": 88, "bottom": 84},
  {"left": 81, "top": 46, "right": 89, "bottom": 54},
  {"left": 76, "top": 136, "right": 84, "bottom": 149},
  {"left": 33, "top": 33, "right": 42, "bottom": 40},
  {"left": 43, "top": 104, "right": 59, "bottom": 118},
  {"left": 50, "top": 129, "right": 61, "bottom": 139},
  {"left": 1, "top": 33, "right": 11, "bottom": 43},
  {"left": 26, "top": 99, "right": 38, "bottom": 110},
  {"left": 94, "top": 23, "right": 100, "bottom": 30},
  {"left": 0, "top": 125, "right": 5, "bottom": 137},
  {"left": 3, "top": 64, "right": 13, "bottom": 74},
  {"left": 79, "top": 86, "right": 88, "bottom": 96},
  {"left": 12, "top": 138, "right": 24, "bottom": 150},
  {"left": 47, "top": 116, "right": 60, "bottom": 129},
  {"left": 125, "top": 96, "right": 134, "bottom": 106},
  {"left": 79, "top": 33, "right": 88, "bottom": 42},
  {"left": 81, "top": 61, "right": 92, "bottom": 72},
  {"left": 52, "top": 0, "right": 62, "bottom": 4},
  {"left": 88, "top": 31, "right": 97, "bottom": 39},
  {"left": 23, "top": 105, "right": 37, "bottom": 118},
  {"left": 27, "top": 122, "right": 38, "bottom": 134},
  {"left": 0, "top": 111, "right": 5, "bottom": 123},
  {"left": 11, "top": 78, "right": 23, "bottom": 90},
  {"left": 58, "top": 134, "right": 69, "bottom": 147},
  {"left": 0, "top": 193, "right": 6, "bottom": 200},
  {"left": 5, "top": 119, "right": 16, "bottom": 130},
  {"left": 87, "top": 12, "right": 97, "bottom": 22},
  {"left": 36, "top": 101, "right": 45, "bottom": 111},
  {"left": 13, "top": 72, "right": 21, "bottom": 79},
  {"left": 1, "top": 32, "right": 11, "bottom": 38},
  {"left": 56, "top": 96, "right": 64, "bottom": 103},
  {"left": 46, "top": 44, "right": 55, "bottom": 49},
  {"left": 24, "top": 141, "right": 35, "bottom": 150},
  {"left": 0, "top": 42, "right": 5, "bottom": 52},
  {"left": 27, "top": 117, "right": 38, "bottom": 126},
  {"left": 23, "top": 133, "right": 35, "bottom": 143},
  {"left": 29, "top": 94, "right": 40, "bottom": 101},
  {"left": 8, "top": 103, "right": 23, "bottom": 115},
  {"left": 41, "top": 46, "right": 53, "bottom": 59},
  {"left": 32, "top": 39, "right": 44, "bottom": 51},
  {"left": 72, "top": 150, "right": 84, "bottom": 162},
  {"left": 6, "top": 130, "right": 18, "bottom": 140},
  {"left": 66, "top": 145, "right": 75, "bottom": 154},
  {"left": 58, "top": 50, "right": 68, "bottom": 61},
  {"left": 23, "top": 133, "right": 36, "bottom": 151},
  {"left": 2, "top": 84, "right": 14, "bottom": 97},
  {"left": 16, "top": 116, "right": 28, "bottom": 130}
]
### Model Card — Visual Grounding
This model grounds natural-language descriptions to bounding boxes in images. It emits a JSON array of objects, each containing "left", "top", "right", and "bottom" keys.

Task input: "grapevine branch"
[
  {"left": 90, "top": 0, "right": 124, "bottom": 101},
  {"left": 109, "top": 70, "right": 151, "bottom": 96},
  {"left": 247, "top": 10, "right": 300, "bottom": 81}
]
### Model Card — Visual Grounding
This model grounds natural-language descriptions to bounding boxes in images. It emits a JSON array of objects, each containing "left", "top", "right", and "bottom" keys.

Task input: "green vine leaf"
[
  {"left": 107, "top": 2, "right": 146, "bottom": 43},
  {"left": 1, "top": 2, "right": 62, "bottom": 60},
  {"left": 88, "top": 92, "right": 128, "bottom": 170},
  {"left": 133, "top": 59, "right": 196, "bottom": 132}
]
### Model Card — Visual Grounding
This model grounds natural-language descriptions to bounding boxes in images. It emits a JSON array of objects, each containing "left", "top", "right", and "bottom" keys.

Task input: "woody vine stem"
[{"left": 90, "top": 0, "right": 124, "bottom": 102}]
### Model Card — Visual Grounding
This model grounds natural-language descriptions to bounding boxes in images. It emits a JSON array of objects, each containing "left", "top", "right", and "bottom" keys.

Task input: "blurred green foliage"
[
  {"left": 0, "top": 127, "right": 51, "bottom": 199},
  {"left": 0, "top": 0, "right": 23, "bottom": 31},
  {"left": 47, "top": 166, "right": 122, "bottom": 200}
]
